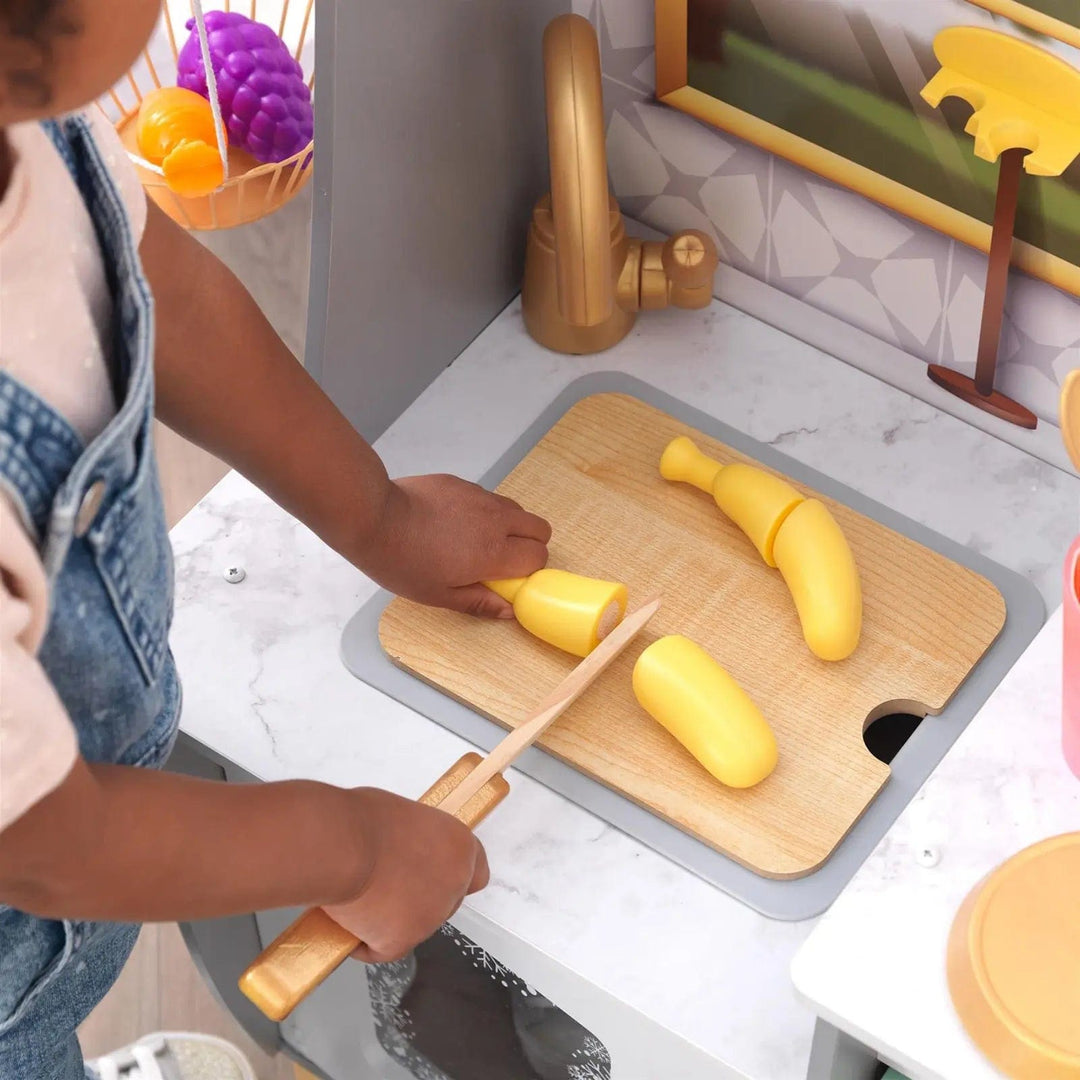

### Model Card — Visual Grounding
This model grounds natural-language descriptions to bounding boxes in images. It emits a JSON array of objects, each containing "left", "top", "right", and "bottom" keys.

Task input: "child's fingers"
[
  {"left": 350, "top": 942, "right": 382, "bottom": 963},
  {"left": 467, "top": 839, "right": 490, "bottom": 894},
  {"left": 498, "top": 497, "right": 553, "bottom": 543},
  {"left": 515, "top": 511, "right": 553, "bottom": 544},
  {"left": 452, "top": 584, "right": 516, "bottom": 619},
  {"left": 352, "top": 938, "right": 424, "bottom": 965},
  {"left": 489, "top": 536, "right": 549, "bottom": 580}
]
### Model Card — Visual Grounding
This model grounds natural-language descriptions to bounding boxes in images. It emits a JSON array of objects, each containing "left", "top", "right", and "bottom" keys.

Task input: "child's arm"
[
  {"left": 141, "top": 201, "right": 550, "bottom": 617},
  {"left": 0, "top": 753, "right": 486, "bottom": 964}
]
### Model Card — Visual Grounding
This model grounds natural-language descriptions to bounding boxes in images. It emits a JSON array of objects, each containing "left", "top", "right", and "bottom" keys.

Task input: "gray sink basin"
[{"left": 341, "top": 373, "right": 1045, "bottom": 921}]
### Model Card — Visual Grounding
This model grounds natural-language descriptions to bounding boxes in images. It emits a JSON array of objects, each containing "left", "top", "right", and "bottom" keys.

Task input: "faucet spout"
[
  {"left": 522, "top": 15, "right": 719, "bottom": 355},
  {"left": 543, "top": 14, "right": 614, "bottom": 328}
]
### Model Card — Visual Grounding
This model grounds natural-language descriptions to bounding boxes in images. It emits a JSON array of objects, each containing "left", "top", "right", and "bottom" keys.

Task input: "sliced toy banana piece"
[
  {"left": 712, "top": 463, "right": 803, "bottom": 568},
  {"left": 485, "top": 569, "right": 628, "bottom": 658},
  {"left": 772, "top": 500, "right": 862, "bottom": 662},
  {"left": 660, "top": 436, "right": 862, "bottom": 660},
  {"left": 633, "top": 635, "right": 778, "bottom": 788},
  {"left": 660, "top": 436, "right": 802, "bottom": 565}
]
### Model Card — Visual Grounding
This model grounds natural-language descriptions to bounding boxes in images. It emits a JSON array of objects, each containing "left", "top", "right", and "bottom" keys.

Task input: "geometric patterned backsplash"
[{"left": 574, "top": 0, "right": 1080, "bottom": 427}]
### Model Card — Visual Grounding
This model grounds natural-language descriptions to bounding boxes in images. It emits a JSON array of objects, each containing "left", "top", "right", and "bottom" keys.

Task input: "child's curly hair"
[{"left": 0, "top": 0, "right": 80, "bottom": 107}]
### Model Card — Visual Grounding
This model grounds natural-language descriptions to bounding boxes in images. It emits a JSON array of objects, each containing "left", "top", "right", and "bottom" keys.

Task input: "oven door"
[{"left": 256, "top": 906, "right": 729, "bottom": 1080}]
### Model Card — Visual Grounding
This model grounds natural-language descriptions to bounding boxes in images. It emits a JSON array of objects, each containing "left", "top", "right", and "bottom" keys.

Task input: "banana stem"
[{"left": 659, "top": 436, "right": 723, "bottom": 493}]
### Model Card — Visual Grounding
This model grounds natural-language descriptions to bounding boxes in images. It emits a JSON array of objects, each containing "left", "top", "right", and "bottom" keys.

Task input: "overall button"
[{"left": 74, "top": 480, "right": 106, "bottom": 538}]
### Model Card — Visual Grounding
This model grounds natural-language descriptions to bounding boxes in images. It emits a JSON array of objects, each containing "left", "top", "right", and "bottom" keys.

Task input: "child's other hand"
[
  {"left": 324, "top": 788, "right": 489, "bottom": 963},
  {"left": 358, "top": 474, "right": 551, "bottom": 618}
]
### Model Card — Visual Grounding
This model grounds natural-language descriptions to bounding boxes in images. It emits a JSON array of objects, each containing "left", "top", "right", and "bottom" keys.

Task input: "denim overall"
[{"left": 0, "top": 117, "right": 180, "bottom": 1080}]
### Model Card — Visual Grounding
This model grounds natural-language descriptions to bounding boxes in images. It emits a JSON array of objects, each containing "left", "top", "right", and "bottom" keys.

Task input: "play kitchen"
[{"left": 166, "top": 3, "right": 1080, "bottom": 1080}]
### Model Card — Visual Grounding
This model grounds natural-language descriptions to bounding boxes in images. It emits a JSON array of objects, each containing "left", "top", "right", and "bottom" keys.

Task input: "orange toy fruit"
[{"left": 136, "top": 86, "right": 224, "bottom": 198}]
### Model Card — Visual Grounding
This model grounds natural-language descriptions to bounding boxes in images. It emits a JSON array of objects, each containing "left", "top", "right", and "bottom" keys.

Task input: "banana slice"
[
  {"left": 773, "top": 500, "right": 862, "bottom": 662},
  {"left": 633, "top": 635, "right": 778, "bottom": 788},
  {"left": 660, "top": 436, "right": 862, "bottom": 660},
  {"left": 485, "top": 569, "right": 628, "bottom": 657}
]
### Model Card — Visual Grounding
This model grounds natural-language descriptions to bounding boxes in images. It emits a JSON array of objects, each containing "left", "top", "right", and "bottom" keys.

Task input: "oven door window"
[{"left": 367, "top": 924, "right": 611, "bottom": 1079}]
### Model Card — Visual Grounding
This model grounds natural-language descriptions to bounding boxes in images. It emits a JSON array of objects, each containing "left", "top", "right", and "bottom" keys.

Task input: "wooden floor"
[
  {"left": 78, "top": 923, "right": 297, "bottom": 1079},
  {"left": 77, "top": 428, "right": 299, "bottom": 1079}
]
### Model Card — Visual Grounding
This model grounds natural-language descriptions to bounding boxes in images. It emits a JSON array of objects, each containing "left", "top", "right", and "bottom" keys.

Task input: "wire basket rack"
[{"left": 97, "top": 0, "right": 314, "bottom": 231}]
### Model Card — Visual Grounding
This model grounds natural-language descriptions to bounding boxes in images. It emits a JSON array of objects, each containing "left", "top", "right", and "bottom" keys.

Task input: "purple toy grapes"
[{"left": 177, "top": 11, "right": 313, "bottom": 165}]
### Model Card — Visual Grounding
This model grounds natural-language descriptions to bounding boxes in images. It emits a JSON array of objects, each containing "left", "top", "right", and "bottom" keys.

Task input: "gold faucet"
[{"left": 522, "top": 14, "right": 719, "bottom": 355}]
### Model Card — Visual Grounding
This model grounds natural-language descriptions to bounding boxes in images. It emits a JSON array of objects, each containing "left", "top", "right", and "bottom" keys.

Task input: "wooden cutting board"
[{"left": 379, "top": 394, "right": 1006, "bottom": 879}]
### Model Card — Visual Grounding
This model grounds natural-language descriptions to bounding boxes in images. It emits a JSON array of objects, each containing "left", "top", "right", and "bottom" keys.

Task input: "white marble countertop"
[
  {"left": 169, "top": 296, "right": 1079, "bottom": 1080},
  {"left": 793, "top": 606, "right": 1079, "bottom": 1080}
]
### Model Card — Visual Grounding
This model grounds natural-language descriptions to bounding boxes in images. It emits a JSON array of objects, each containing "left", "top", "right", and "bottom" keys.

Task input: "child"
[{"left": 0, "top": 2, "right": 551, "bottom": 1077}]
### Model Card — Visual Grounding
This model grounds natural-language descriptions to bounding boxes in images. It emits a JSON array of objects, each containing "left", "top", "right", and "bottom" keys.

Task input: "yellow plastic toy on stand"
[
  {"left": 920, "top": 27, "right": 1080, "bottom": 429},
  {"left": 99, "top": 0, "right": 315, "bottom": 231}
]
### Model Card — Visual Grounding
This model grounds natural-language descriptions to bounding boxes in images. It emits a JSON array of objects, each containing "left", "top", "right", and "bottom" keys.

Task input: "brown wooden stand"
[{"left": 927, "top": 147, "right": 1037, "bottom": 429}]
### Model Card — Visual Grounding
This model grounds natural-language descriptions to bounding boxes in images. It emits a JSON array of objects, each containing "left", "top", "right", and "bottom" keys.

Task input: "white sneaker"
[{"left": 87, "top": 1032, "right": 256, "bottom": 1080}]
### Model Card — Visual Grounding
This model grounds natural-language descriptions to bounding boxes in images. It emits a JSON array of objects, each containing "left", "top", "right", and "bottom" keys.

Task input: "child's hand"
[
  {"left": 358, "top": 474, "right": 552, "bottom": 617},
  {"left": 324, "top": 787, "right": 489, "bottom": 962}
]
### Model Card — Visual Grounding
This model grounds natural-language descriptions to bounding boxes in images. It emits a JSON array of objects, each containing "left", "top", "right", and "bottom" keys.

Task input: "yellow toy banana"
[
  {"left": 661, "top": 437, "right": 862, "bottom": 661},
  {"left": 633, "top": 635, "right": 777, "bottom": 788},
  {"left": 772, "top": 499, "right": 861, "bottom": 662},
  {"left": 485, "top": 569, "right": 628, "bottom": 657}
]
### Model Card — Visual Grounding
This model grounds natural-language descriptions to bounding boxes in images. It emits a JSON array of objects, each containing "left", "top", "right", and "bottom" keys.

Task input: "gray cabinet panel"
[{"left": 308, "top": 0, "right": 566, "bottom": 439}]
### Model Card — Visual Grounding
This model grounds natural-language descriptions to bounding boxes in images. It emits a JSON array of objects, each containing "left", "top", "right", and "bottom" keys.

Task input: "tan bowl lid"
[{"left": 948, "top": 833, "right": 1080, "bottom": 1079}]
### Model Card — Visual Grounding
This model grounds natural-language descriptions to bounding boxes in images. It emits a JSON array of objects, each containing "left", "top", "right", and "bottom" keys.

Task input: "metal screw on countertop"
[
  {"left": 916, "top": 845, "right": 941, "bottom": 868},
  {"left": 223, "top": 566, "right": 246, "bottom": 584}
]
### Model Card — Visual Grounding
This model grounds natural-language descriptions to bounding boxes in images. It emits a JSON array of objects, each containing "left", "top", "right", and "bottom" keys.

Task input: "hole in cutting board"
[{"left": 863, "top": 713, "right": 925, "bottom": 764}]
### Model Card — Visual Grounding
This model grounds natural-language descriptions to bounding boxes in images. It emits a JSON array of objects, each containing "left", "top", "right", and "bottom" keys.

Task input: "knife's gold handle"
[
  {"left": 238, "top": 907, "right": 357, "bottom": 1022},
  {"left": 418, "top": 751, "right": 511, "bottom": 823},
  {"left": 238, "top": 752, "right": 510, "bottom": 1021}
]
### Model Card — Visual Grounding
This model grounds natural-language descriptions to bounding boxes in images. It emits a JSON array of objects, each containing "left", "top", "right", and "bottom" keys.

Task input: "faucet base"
[
  {"left": 521, "top": 290, "right": 637, "bottom": 355},
  {"left": 522, "top": 207, "right": 637, "bottom": 355}
]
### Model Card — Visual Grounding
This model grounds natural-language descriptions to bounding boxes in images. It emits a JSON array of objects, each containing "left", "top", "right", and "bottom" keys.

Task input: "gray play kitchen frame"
[{"left": 342, "top": 373, "right": 1045, "bottom": 922}]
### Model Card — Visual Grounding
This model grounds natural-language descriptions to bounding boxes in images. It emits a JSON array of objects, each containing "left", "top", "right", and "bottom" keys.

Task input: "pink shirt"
[{"left": 1, "top": 111, "right": 147, "bottom": 832}]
